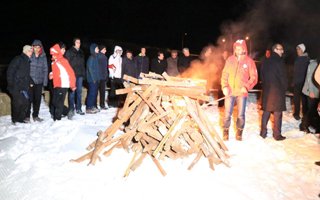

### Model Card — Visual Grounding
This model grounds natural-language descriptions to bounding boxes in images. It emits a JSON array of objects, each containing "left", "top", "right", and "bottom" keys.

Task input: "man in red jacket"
[{"left": 221, "top": 39, "right": 258, "bottom": 141}]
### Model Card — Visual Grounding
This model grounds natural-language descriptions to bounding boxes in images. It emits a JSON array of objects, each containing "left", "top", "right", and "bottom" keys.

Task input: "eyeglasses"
[{"left": 276, "top": 48, "right": 284, "bottom": 51}]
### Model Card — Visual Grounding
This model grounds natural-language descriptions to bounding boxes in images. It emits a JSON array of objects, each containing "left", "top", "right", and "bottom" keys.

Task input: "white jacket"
[{"left": 108, "top": 46, "right": 123, "bottom": 78}]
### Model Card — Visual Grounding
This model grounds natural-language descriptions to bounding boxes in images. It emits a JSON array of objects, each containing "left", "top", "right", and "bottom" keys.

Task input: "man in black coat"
[
  {"left": 6, "top": 45, "right": 33, "bottom": 124},
  {"left": 260, "top": 43, "right": 288, "bottom": 141},
  {"left": 65, "top": 38, "right": 86, "bottom": 117},
  {"left": 178, "top": 48, "right": 193, "bottom": 74},
  {"left": 150, "top": 51, "right": 167, "bottom": 75}
]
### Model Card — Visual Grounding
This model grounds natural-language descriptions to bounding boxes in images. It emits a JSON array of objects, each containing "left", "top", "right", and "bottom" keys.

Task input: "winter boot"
[
  {"left": 223, "top": 128, "right": 229, "bottom": 141},
  {"left": 236, "top": 129, "right": 243, "bottom": 141}
]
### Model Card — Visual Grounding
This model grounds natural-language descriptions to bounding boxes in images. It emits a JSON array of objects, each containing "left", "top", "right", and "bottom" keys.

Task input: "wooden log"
[
  {"left": 138, "top": 78, "right": 206, "bottom": 90},
  {"left": 199, "top": 143, "right": 211, "bottom": 157},
  {"left": 136, "top": 89, "right": 172, "bottom": 129},
  {"left": 144, "top": 110, "right": 172, "bottom": 126},
  {"left": 116, "top": 85, "right": 146, "bottom": 95},
  {"left": 128, "top": 102, "right": 148, "bottom": 129},
  {"left": 123, "top": 74, "right": 138, "bottom": 84},
  {"left": 88, "top": 129, "right": 107, "bottom": 165},
  {"left": 70, "top": 150, "right": 94, "bottom": 163},
  {"left": 195, "top": 100, "right": 228, "bottom": 151},
  {"left": 153, "top": 111, "right": 187, "bottom": 158},
  {"left": 188, "top": 151, "right": 203, "bottom": 170},
  {"left": 184, "top": 96, "right": 230, "bottom": 167},
  {"left": 160, "top": 87, "right": 209, "bottom": 101},
  {"left": 140, "top": 72, "right": 164, "bottom": 80},
  {"left": 183, "top": 132, "right": 197, "bottom": 154},
  {"left": 208, "top": 156, "right": 215, "bottom": 171},
  {"left": 141, "top": 135, "right": 159, "bottom": 152},
  {"left": 140, "top": 126, "right": 163, "bottom": 141},
  {"left": 124, "top": 151, "right": 139, "bottom": 177},
  {"left": 103, "top": 141, "right": 121, "bottom": 157},
  {"left": 130, "top": 152, "right": 148, "bottom": 171},
  {"left": 118, "top": 92, "right": 137, "bottom": 119},
  {"left": 162, "top": 72, "right": 207, "bottom": 86},
  {"left": 150, "top": 155, "right": 167, "bottom": 176}
]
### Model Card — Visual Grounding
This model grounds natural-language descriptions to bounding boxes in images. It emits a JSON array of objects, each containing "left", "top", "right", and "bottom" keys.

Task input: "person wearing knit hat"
[
  {"left": 7, "top": 45, "right": 33, "bottom": 124},
  {"left": 292, "top": 42, "right": 310, "bottom": 120},
  {"left": 297, "top": 43, "right": 306, "bottom": 53}
]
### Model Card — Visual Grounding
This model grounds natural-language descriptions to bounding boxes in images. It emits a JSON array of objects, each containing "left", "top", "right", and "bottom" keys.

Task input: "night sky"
[
  {"left": 0, "top": 0, "right": 251, "bottom": 62},
  {"left": 1, "top": 0, "right": 320, "bottom": 63}
]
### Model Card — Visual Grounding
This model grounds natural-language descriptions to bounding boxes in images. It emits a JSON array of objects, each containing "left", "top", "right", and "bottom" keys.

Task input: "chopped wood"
[{"left": 72, "top": 72, "right": 229, "bottom": 176}]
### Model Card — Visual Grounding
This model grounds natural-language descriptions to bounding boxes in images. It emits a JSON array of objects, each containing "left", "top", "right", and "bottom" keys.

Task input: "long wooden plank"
[
  {"left": 195, "top": 100, "right": 228, "bottom": 151},
  {"left": 123, "top": 74, "right": 138, "bottom": 84},
  {"left": 124, "top": 151, "right": 139, "bottom": 177},
  {"left": 138, "top": 78, "right": 206, "bottom": 89},
  {"left": 150, "top": 155, "right": 167, "bottom": 176}
]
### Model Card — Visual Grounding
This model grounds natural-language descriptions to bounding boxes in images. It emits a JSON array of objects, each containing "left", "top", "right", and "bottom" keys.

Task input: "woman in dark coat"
[{"left": 260, "top": 43, "right": 288, "bottom": 140}]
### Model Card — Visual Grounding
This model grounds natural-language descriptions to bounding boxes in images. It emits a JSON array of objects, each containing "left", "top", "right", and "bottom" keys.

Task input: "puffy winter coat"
[
  {"left": 30, "top": 40, "right": 48, "bottom": 86},
  {"left": 50, "top": 44, "right": 76, "bottom": 89},
  {"left": 7, "top": 53, "right": 32, "bottom": 93},
  {"left": 221, "top": 40, "right": 258, "bottom": 96}
]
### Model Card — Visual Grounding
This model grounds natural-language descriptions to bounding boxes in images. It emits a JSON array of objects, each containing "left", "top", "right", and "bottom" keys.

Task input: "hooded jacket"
[
  {"left": 50, "top": 44, "right": 76, "bottom": 89},
  {"left": 221, "top": 40, "right": 258, "bottom": 96},
  {"left": 108, "top": 46, "right": 123, "bottom": 79},
  {"left": 86, "top": 43, "right": 100, "bottom": 83},
  {"left": 302, "top": 59, "right": 319, "bottom": 98},
  {"left": 30, "top": 40, "right": 48, "bottom": 86}
]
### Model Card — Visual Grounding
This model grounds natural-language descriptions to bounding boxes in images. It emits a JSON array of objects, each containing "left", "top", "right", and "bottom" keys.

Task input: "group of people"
[
  {"left": 6, "top": 38, "right": 320, "bottom": 144},
  {"left": 220, "top": 40, "right": 320, "bottom": 142},
  {"left": 6, "top": 38, "right": 194, "bottom": 123}
]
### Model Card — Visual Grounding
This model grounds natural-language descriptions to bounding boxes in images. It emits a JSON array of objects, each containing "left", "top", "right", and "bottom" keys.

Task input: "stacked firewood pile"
[{"left": 71, "top": 72, "right": 229, "bottom": 177}]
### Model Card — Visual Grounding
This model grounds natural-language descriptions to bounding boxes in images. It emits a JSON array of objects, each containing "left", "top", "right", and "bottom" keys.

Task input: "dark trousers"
[
  {"left": 86, "top": 82, "right": 98, "bottom": 109},
  {"left": 301, "top": 97, "right": 320, "bottom": 131},
  {"left": 98, "top": 79, "right": 106, "bottom": 108},
  {"left": 217, "top": 89, "right": 225, "bottom": 107},
  {"left": 293, "top": 83, "right": 308, "bottom": 117},
  {"left": 261, "top": 111, "right": 282, "bottom": 138},
  {"left": 27, "top": 83, "right": 43, "bottom": 118},
  {"left": 52, "top": 88, "right": 67, "bottom": 120},
  {"left": 10, "top": 90, "right": 29, "bottom": 123},
  {"left": 68, "top": 76, "right": 83, "bottom": 111},
  {"left": 108, "top": 78, "right": 124, "bottom": 107}
]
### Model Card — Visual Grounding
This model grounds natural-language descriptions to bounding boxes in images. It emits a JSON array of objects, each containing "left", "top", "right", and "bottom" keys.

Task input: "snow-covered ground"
[{"left": 0, "top": 94, "right": 319, "bottom": 200}]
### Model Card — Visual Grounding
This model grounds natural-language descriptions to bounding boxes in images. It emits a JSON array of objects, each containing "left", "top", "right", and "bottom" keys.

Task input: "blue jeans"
[
  {"left": 68, "top": 76, "right": 83, "bottom": 111},
  {"left": 223, "top": 96, "right": 247, "bottom": 129},
  {"left": 86, "top": 82, "right": 98, "bottom": 109}
]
